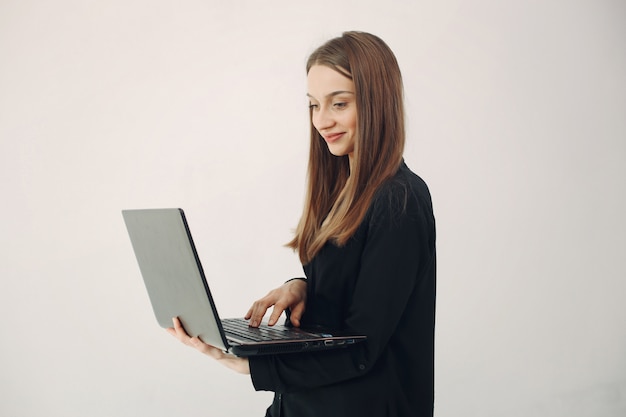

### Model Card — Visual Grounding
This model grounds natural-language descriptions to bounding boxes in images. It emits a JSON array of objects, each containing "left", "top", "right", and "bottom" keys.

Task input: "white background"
[{"left": 1, "top": 0, "right": 625, "bottom": 416}]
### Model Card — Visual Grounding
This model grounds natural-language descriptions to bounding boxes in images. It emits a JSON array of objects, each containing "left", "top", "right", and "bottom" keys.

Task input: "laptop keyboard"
[{"left": 221, "top": 318, "right": 315, "bottom": 342}]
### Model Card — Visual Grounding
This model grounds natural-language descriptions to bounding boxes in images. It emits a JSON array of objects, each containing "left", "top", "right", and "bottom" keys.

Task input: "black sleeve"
[{"left": 249, "top": 182, "right": 434, "bottom": 393}]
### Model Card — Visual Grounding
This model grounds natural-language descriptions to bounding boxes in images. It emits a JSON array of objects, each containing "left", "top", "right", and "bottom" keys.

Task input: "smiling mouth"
[{"left": 324, "top": 133, "right": 344, "bottom": 143}]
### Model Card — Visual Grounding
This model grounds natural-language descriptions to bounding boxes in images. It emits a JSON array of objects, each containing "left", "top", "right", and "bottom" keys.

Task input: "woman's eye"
[
  {"left": 308, "top": 103, "right": 319, "bottom": 110},
  {"left": 333, "top": 102, "right": 347, "bottom": 109}
]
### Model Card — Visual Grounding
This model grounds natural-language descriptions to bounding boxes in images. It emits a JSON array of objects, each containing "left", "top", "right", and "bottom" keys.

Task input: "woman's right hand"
[{"left": 245, "top": 279, "right": 307, "bottom": 328}]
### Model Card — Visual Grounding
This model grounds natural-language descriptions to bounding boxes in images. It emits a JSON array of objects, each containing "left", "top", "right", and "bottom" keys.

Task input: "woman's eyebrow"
[{"left": 306, "top": 90, "right": 355, "bottom": 100}]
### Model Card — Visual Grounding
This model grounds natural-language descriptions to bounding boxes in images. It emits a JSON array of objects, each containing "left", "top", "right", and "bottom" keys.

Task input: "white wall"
[{"left": 1, "top": 1, "right": 624, "bottom": 416}]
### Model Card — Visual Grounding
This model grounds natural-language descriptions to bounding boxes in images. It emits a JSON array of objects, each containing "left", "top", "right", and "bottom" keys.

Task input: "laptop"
[{"left": 122, "top": 208, "right": 366, "bottom": 357}]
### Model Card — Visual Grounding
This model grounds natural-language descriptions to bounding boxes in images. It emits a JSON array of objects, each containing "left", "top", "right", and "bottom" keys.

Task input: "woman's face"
[{"left": 307, "top": 65, "right": 358, "bottom": 158}]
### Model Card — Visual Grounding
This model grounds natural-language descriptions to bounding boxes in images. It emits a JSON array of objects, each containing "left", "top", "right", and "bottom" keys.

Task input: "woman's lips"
[{"left": 324, "top": 133, "right": 344, "bottom": 143}]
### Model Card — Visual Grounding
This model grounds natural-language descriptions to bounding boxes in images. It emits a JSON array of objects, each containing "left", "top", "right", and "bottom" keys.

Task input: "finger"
[
  {"left": 247, "top": 299, "right": 273, "bottom": 327},
  {"left": 245, "top": 304, "right": 266, "bottom": 322},
  {"left": 191, "top": 338, "right": 232, "bottom": 362},
  {"left": 172, "top": 317, "right": 187, "bottom": 336},
  {"left": 267, "top": 303, "right": 287, "bottom": 326},
  {"left": 289, "top": 302, "right": 306, "bottom": 327},
  {"left": 172, "top": 316, "right": 186, "bottom": 332},
  {"left": 189, "top": 337, "right": 215, "bottom": 356},
  {"left": 248, "top": 311, "right": 265, "bottom": 327},
  {"left": 170, "top": 317, "right": 197, "bottom": 346}
]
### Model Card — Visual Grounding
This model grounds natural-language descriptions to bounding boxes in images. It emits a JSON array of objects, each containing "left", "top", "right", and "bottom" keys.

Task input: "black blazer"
[{"left": 250, "top": 162, "right": 436, "bottom": 417}]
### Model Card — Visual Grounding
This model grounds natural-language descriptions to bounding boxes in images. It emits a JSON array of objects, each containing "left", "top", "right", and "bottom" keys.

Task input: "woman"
[{"left": 168, "top": 31, "right": 436, "bottom": 417}]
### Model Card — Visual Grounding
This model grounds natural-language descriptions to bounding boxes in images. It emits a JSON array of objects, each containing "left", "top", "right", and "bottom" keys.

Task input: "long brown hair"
[{"left": 288, "top": 31, "right": 406, "bottom": 264}]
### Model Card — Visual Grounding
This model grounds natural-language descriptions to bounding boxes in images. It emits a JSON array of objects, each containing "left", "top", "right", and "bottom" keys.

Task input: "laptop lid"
[{"left": 122, "top": 208, "right": 229, "bottom": 351}]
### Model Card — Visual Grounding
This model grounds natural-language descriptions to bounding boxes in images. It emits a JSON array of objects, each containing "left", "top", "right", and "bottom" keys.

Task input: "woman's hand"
[
  {"left": 245, "top": 279, "right": 307, "bottom": 328},
  {"left": 166, "top": 317, "right": 250, "bottom": 375}
]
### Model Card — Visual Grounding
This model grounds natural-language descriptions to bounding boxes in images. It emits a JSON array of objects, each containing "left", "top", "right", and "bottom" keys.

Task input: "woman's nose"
[{"left": 313, "top": 107, "right": 335, "bottom": 131}]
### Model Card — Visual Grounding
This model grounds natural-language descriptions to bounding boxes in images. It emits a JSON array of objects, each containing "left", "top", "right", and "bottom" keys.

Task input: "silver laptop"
[{"left": 122, "top": 208, "right": 366, "bottom": 357}]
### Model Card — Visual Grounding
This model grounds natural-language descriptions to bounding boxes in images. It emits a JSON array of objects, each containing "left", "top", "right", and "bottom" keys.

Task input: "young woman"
[{"left": 168, "top": 31, "right": 436, "bottom": 417}]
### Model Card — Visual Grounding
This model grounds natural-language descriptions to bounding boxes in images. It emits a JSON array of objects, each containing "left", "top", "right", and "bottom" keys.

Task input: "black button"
[{"left": 358, "top": 364, "right": 366, "bottom": 371}]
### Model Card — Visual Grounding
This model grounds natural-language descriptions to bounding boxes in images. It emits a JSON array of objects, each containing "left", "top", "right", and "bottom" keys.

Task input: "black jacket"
[{"left": 249, "top": 162, "right": 436, "bottom": 417}]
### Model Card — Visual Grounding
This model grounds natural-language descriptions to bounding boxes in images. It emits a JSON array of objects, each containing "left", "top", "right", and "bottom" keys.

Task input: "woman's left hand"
[{"left": 166, "top": 317, "right": 250, "bottom": 375}]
